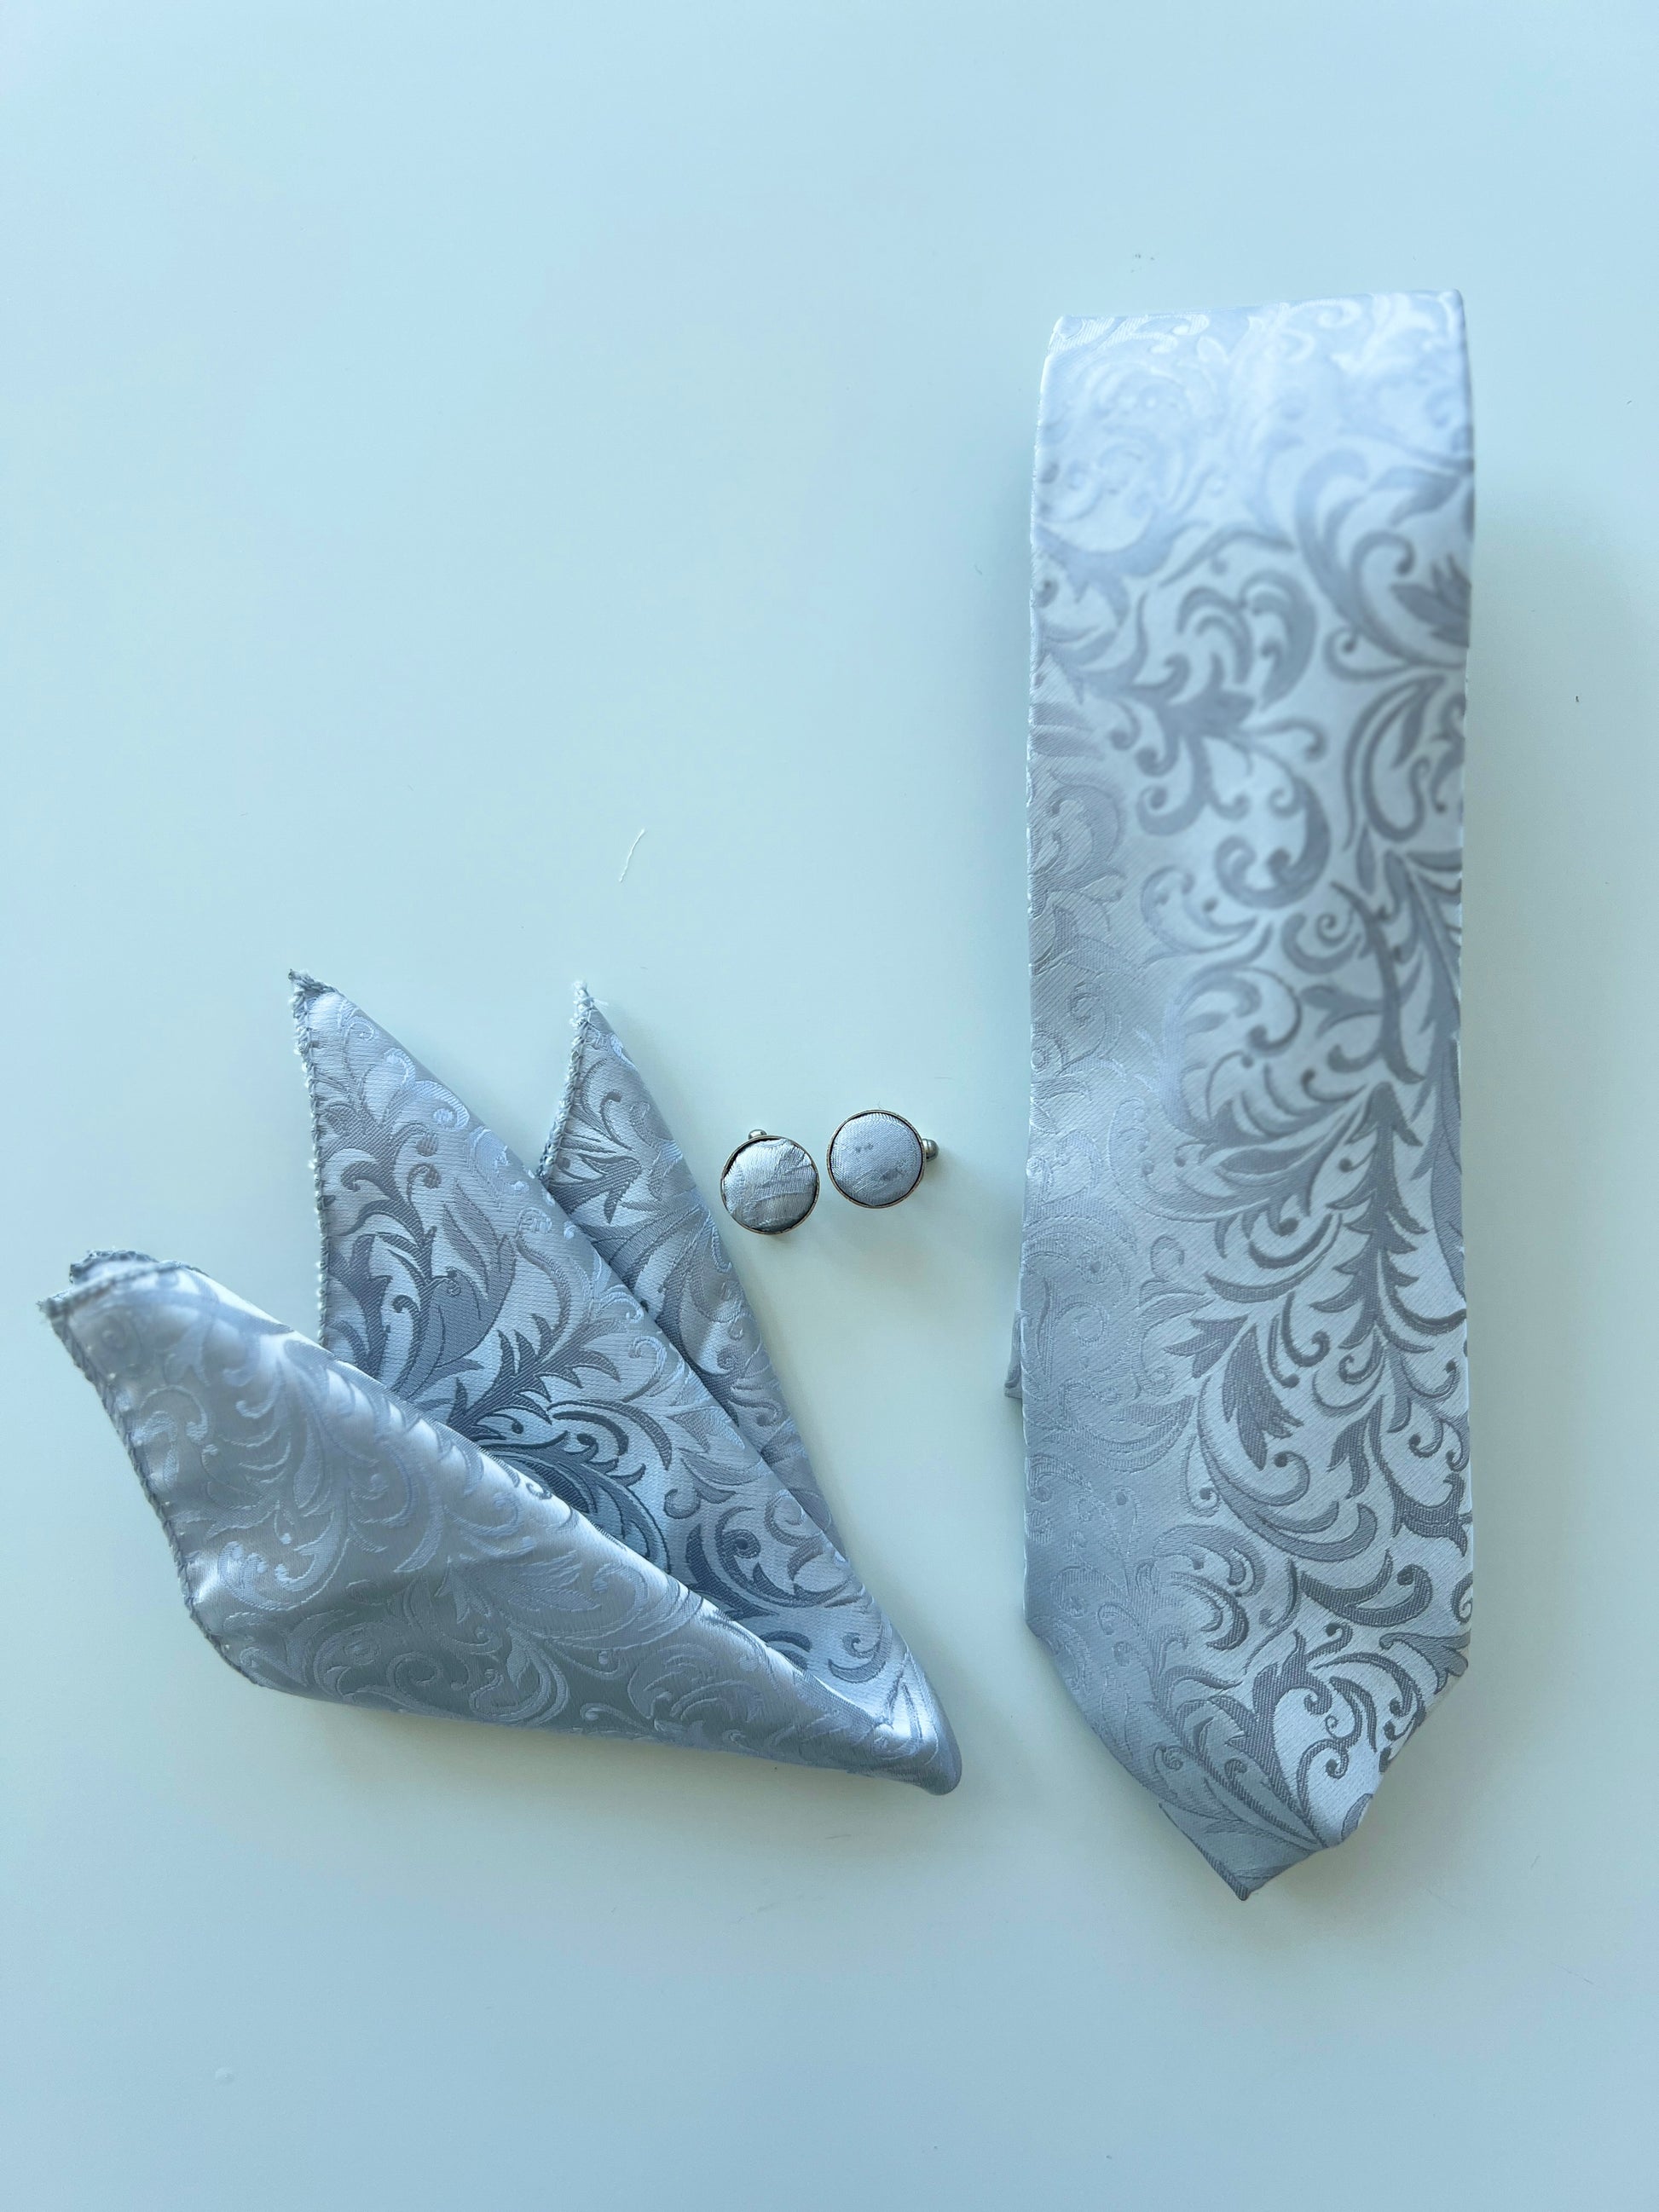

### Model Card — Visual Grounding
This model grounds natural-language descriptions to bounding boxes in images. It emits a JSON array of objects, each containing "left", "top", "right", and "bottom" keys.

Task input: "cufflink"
[
  {"left": 826, "top": 1111, "right": 937, "bottom": 1209},
  {"left": 720, "top": 1131, "right": 820, "bottom": 1234}
]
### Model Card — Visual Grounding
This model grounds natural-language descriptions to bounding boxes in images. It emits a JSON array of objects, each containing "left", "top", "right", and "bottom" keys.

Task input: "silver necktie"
[{"left": 1014, "top": 294, "right": 1474, "bottom": 1893}]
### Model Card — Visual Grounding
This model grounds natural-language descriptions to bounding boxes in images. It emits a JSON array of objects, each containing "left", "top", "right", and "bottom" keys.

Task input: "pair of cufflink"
[{"left": 720, "top": 1110, "right": 938, "bottom": 1234}]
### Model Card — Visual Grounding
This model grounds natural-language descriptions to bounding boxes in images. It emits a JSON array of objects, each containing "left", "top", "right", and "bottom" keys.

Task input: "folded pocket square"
[{"left": 45, "top": 979, "right": 959, "bottom": 1793}]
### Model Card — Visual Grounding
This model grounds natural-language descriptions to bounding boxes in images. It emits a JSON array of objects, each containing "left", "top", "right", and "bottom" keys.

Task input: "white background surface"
[{"left": 3, "top": 5, "right": 1656, "bottom": 2204}]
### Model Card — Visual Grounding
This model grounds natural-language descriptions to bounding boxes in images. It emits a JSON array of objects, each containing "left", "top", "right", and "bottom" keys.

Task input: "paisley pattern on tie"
[
  {"left": 46, "top": 983, "right": 958, "bottom": 1793},
  {"left": 1017, "top": 293, "right": 1473, "bottom": 1893}
]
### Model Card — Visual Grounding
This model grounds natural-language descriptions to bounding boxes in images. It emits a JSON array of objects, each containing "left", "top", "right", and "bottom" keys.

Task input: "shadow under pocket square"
[{"left": 44, "top": 978, "right": 959, "bottom": 1793}]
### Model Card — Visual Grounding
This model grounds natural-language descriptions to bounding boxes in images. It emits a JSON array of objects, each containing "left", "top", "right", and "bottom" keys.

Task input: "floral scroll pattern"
[
  {"left": 1018, "top": 295, "right": 1473, "bottom": 1893},
  {"left": 540, "top": 990, "right": 838, "bottom": 1545},
  {"left": 293, "top": 979, "right": 939, "bottom": 1736},
  {"left": 49, "top": 1256, "right": 954, "bottom": 1787},
  {"left": 43, "top": 983, "right": 958, "bottom": 1794}
]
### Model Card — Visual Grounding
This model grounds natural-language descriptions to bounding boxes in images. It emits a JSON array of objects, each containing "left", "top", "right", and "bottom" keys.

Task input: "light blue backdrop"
[{"left": 3, "top": 4, "right": 1655, "bottom": 2205}]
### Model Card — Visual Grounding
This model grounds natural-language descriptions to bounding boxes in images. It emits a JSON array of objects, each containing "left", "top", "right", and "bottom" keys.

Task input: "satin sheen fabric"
[
  {"left": 1014, "top": 295, "right": 1473, "bottom": 1892},
  {"left": 47, "top": 981, "right": 958, "bottom": 1793}
]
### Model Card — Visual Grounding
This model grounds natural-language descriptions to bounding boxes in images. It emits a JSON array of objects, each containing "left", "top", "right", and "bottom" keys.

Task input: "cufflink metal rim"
[
  {"left": 825, "top": 1108, "right": 938, "bottom": 1210},
  {"left": 719, "top": 1129, "right": 821, "bottom": 1235}
]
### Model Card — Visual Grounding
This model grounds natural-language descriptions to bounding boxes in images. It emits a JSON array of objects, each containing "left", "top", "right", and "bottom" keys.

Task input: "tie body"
[{"left": 1016, "top": 294, "right": 1473, "bottom": 1893}]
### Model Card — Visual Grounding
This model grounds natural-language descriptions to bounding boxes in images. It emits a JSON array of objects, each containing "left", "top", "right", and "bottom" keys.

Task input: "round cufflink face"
[
  {"left": 827, "top": 1110, "right": 932, "bottom": 1209},
  {"left": 720, "top": 1133, "right": 820, "bottom": 1234}
]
